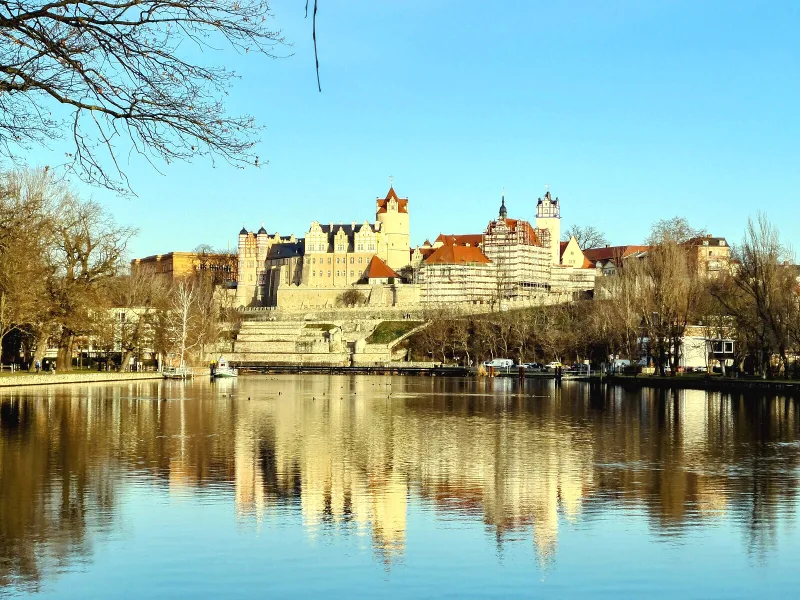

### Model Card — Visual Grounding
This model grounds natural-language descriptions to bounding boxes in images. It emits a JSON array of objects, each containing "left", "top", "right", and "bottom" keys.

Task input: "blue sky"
[{"left": 21, "top": 0, "right": 800, "bottom": 257}]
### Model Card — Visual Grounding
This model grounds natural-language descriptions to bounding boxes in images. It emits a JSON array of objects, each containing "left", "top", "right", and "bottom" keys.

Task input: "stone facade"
[{"left": 236, "top": 187, "right": 412, "bottom": 308}]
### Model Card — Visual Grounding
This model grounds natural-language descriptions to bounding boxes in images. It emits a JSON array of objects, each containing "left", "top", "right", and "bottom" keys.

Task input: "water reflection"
[{"left": 1, "top": 377, "right": 799, "bottom": 592}]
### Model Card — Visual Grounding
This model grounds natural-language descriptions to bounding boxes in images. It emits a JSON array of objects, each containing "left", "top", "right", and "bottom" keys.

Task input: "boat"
[
  {"left": 163, "top": 363, "right": 194, "bottom": 379},
  {"left": 211, "top": 356, "right": 238, "bottom": 379}
]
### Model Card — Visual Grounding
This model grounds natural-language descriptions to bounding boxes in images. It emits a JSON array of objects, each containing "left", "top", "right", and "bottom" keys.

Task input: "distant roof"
[
  {"left": 376, "top": 187, "right": 409, "bottom": 214},
  {"left": 266, "top": 241, "right": 304, "bottom": 260},
  {"left": 424, "top": 244, "right": 491, "bottom": 265},
  {"left": 435, "top": 233, "right": 483, "bottom": 247},
  {"left": 583, "top": 245, "right": 650, "bottom": 262},
  {"left": 411, "top": 246, "right": 436, "bottom": 259},
  {"left": 257, "top": 224, "right": 267, "bottom": 235},
  {"left": 559, "top": 241, "right": 569, "bottom": 258},
  {"left": 683, "top": 235, "right": 728, "bottom": 247},
  {"left": 239, "top": 227, "right": 248, "bottom": 235},
  {"left": 365, "top": 255, "right": 399, "bottom": 279}
]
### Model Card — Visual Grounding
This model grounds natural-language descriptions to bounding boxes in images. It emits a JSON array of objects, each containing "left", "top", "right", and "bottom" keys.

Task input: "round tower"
[
  {"left": 235, "top": 225, "right": 251, "bottom": 306},
  {"left": 535, "top": 190, "right": 561, "bottom": 266}
]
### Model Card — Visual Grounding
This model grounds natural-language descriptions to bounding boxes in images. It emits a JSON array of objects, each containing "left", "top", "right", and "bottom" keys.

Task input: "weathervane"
[{"left": 389, "top": 175, "right": 394, "bottom": 189}]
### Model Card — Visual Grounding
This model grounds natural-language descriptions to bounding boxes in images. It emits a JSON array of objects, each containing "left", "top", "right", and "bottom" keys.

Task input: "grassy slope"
[{"left": 366, "top": 321, "right": 424, "bottom": 344}]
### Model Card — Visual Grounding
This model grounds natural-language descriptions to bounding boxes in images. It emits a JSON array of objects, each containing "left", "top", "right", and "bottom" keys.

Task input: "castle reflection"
[{"left": 1, "top": 377, "right": 799, "bottom": 588}]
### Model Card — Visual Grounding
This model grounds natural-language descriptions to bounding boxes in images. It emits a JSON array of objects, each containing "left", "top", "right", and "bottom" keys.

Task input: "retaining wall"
[{"left": 0, "top": 372, "right": 164, "bottom": 388}]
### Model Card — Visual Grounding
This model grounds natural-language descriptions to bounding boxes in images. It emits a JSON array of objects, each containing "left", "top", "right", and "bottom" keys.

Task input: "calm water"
[{"left": 1, "top": 376, "right": 800, "bottom": 599}]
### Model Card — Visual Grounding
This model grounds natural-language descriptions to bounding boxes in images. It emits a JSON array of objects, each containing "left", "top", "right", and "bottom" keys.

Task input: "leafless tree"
[
  {"left": 106, "top": 269, "right": 170, "bottom": 370},
  {"left": 563, "top": 225, "right": 608, "bottom": 250},
  {"left": 48, "top": 193, "right": 136, "bottom": 369},
  {"left": 0, "top": 168, "right": 54, "bottom": 356},
  {"left": 1, "top": 1, "right": 285, "bottom": 193},
  {"left": 713, "top": 214, "right": 797, "bottom": 376},
  {"left": 647, "top": 217, "right": 706, "bottom": 245}
]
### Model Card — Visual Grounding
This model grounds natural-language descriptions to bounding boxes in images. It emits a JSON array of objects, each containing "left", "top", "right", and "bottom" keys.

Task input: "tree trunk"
[
  {"left": 32, "top": 329, "right": 48, "bottom": 368},
  {"left": 56, "top": 329, "right": 74, "bottom": 371},
  {"left": 120, "top": 350, "right": 135, "bottom": 372}
]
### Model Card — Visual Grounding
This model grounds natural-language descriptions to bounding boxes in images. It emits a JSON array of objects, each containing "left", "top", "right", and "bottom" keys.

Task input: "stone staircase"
[{"left": 228, "top": 320, "right": 349, "bottom": 366}]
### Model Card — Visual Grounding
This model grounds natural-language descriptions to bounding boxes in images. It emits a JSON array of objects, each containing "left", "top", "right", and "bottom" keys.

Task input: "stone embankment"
[{"left": 0, "top": 371, "right": 163, "bottom": 388}]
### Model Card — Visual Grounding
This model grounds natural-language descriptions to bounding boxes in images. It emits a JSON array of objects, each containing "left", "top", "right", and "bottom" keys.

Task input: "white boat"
[{"left": 212, "top": 356, "right": 238, "bottom": 378}]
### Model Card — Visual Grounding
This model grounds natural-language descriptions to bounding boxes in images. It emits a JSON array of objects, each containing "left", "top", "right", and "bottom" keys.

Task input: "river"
[{"left": 1, "top": 375, "right": 799, "bottom": 598}]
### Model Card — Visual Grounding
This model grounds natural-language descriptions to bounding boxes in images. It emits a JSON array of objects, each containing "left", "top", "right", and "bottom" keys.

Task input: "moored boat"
[{"left": 211, "top": 356, "right": 238, "bottom": 378}]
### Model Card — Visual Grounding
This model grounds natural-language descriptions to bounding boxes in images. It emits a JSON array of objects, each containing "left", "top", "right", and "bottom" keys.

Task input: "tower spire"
[{"left": 499, "top": 188, "right": 507, "bottom": 220}]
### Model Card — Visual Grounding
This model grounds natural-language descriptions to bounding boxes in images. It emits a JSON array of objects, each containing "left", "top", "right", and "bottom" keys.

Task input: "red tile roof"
[
  {"left": 375, "top": 187, "right": 408, "bottom": 214},
  {"left": 424, "top": 244, "right": 491, "bottom": 265},
  {"left": 435, "top": 233, "right": 483, "bottom": 247},
  {"left": 559, "top": 241, "right": 569, "bottom": 259},
  {"left": 365, "top": 255, "right": 399, "bottom": 279},
  {"left": 583, "top": 245, "right": 650, "bottom": 263}
]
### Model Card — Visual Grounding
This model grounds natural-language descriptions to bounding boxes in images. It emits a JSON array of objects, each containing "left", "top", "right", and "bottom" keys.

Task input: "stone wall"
[
  {"left": 0, "top": 372, "right": 164, "bottom": 388},
  {"left": 276, "top": 283, "right": 421, "bottom": 310}
]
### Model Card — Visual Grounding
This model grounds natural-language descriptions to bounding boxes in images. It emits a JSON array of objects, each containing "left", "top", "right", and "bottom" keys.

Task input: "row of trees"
[
  {"left": 411, "top": 215, "right": 800, "bottom": 378},
  {"left": 0, "top": 168, "right": 234, "bottom": 371}
]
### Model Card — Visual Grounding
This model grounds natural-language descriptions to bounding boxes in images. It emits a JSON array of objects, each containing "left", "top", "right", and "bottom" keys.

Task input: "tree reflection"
[{"left": 1, "top": 377, "right": 799, "bottom": 588}]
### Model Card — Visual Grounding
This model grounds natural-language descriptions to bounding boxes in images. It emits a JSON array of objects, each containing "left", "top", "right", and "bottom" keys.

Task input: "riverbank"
[
  {"left": 603, "top": 374, "right": 800, "bottom": 394},
  {"left": 0, "top": 371, "right": 164, "bottom": 388}
]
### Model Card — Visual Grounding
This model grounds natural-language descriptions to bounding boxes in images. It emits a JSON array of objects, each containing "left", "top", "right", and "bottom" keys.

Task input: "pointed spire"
[{"left": 499, "top": 188, "right": 507, "bottom": 220}]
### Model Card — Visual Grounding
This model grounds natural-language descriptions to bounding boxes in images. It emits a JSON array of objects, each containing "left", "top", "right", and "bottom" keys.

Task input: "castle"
[
  {"left": 234, "top": 185, "right": 595, "bottom": 309},
  {"left": 235, "top": 187, "right": 411, "bottom": 307}
]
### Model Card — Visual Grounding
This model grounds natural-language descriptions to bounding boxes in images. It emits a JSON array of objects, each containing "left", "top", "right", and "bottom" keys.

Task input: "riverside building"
[{"left": 233, "top": 185, "right": 595, "bottom": 309}]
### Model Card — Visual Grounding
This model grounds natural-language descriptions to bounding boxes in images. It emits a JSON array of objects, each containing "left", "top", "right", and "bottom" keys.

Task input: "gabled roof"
[
  {"left": 411, "top": 246, "right": 436, "bottom": 259},
  {"left": 376, "top": 187, "right": 409, "bottom": 214},
  {"left": 583, "top": 245, "right": 650, "bottom": 262},
  {"left": 435, "top": 233, "right": 483, "bottom": 247},
  {"left": 424, "top": 244, "right": 491, "bottom": 265},
  {"left": 365, "top": 255, "right": 399, "bottom": 279},
  {"left": 559, "top": 241, "right": 569, "bottom": 258}
]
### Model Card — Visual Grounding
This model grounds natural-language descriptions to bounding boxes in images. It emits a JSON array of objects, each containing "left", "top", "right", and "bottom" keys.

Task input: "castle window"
[
  {"left": 350, "top": 257, "right": 354, "bottom": 264},
  {"left": 350, "top": 271, "right": 354, "bottom": 277},
  {"left": 328, "top": 258, "right": 331, "bottom": 264},
  {"left": 327, "top": 271, "right": 331, "bottom": 277},
  {"left": 312, "top": 271, "right": 316, "bottom": 277},
  {"left": 359, "top": 257, "right": 363, "bottom": 264}
]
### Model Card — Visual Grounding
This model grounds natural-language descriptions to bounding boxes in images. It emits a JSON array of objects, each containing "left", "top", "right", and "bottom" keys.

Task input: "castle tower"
[
  {"left": 535, "top": 190, "right": 561, "bottom": 266},
  {"left": 235, "top": 226, "right": 253, "bottom": 306},
  {"left": 375, "top": 185, "right": 410, "bottom": 271}
]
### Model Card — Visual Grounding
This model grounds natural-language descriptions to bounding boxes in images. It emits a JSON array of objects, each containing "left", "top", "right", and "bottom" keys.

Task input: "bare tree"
[
  {"left": 168, "top": 279, "right": 196, "bottom": 368},
  {"left": 563, "top": 225, "right": 608, "bottom": 249},
  {"left": 106, "top": 269, "right": 170, "bottom": 370},
  {"left": 0, "top": 168, "right": 54, "bottom": 356},
  {"left": 713, "top": 214, "right": 797, "bottom": 377},
  {"left": 48, "top": 193, "right": 136, "bottom": 370},
  {"left": 1, "top": 1, "right": 285, "bottom": 192},
  {"left": 647, "top": 217, "right": 706, "bottom": 245}
]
